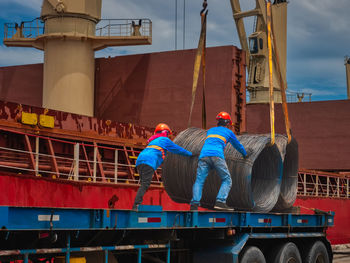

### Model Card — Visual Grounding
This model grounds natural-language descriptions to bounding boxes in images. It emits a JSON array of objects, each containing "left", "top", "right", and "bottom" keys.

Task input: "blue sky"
[{"left": 1, "top": 0, "right": 350, "bottom": 101}]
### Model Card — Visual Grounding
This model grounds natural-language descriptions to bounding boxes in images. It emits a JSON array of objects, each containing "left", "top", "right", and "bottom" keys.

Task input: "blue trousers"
[{"left": 191, "top": 156, "right": 232, "bottom": 204}]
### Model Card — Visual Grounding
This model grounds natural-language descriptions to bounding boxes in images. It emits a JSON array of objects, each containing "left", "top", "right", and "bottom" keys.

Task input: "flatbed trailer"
[{"left": 0, "top": 205, "right": 334, "bottom": 263}]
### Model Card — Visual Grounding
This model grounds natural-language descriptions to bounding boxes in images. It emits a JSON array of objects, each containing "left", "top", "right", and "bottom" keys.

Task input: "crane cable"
[
  {"left": 188, "top": 0, "right": 208, "bottom": 129},
  {"left": 267, "top": 0, "right": 275, "bottom": 145}
]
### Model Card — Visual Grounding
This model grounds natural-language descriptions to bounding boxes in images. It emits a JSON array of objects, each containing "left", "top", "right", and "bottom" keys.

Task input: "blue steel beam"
[
  {"left": 193, "top": 234, "right": 250, "bottom": 263},
  {"left": 0, "top": 205, "right": 334, "bottom": 231}
]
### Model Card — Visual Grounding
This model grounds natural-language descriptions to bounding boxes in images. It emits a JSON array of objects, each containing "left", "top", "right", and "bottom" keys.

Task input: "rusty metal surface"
[
  {"left": 94, "top": 45, "right": 246, "bottom": 133},
  {"left": 0, "top": 45, "right": 246, "bottom": 134},
  {"left": 0, "top": 64, "right": 43, "bottom": 107},
  {"left": 0, "top": 100, "right": 153, "bottom": 146}
]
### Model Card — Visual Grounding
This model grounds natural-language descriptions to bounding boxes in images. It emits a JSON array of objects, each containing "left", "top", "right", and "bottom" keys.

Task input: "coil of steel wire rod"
[
  {"left": 272, "top": 134, "right": 299, "bottom": 211},
  {"left": 162, "top": 127, "right": 285, "bottom": 212}
]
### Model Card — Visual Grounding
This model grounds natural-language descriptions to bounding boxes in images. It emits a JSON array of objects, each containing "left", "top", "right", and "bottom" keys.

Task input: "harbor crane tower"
[{"left": 4, "top": 0, "right": 152, "bottom": 116}]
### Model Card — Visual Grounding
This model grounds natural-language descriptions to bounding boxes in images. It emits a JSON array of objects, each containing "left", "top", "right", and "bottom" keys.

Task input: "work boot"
[
  {"left": 190, "top": 203, "right": 199, "bottom": 211},
  {"left": 214, "top": 201, "right": 234, "bottom": 211}
]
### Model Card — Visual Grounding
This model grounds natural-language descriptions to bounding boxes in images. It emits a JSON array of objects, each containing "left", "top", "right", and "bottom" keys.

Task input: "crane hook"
[{"left": 200, "top": 0, "right": 208, "bottom": 15}]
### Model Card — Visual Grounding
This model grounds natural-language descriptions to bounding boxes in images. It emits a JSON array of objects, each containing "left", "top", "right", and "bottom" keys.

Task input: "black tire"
[
  {"left": 240, "top": 246, "right": 266, "bottom": 263},
  {"left": 303, "top": 241, "right": 329, "bottom": 263},
  {"left": 268, "top": 242, "right": 302, "bottom": 263}
]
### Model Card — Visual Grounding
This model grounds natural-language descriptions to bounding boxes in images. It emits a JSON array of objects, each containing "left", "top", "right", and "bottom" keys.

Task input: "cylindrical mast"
[
  {"left": 40, "top": 0, "right": 101, "bottom": 116},
  {"left": 43, "top": 39, "right": 95, "bottom": 116},
  {"left": 3, "top": 0, "right": 152, "bottom": 116}
]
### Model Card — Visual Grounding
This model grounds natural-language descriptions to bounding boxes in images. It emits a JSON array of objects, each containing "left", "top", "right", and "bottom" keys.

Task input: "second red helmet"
[
  {"left": 216, "top": 111, "right": 232, "bottom": 125},
  {"left": 154, "top": 123, "right": 172, "bottom": 135}
]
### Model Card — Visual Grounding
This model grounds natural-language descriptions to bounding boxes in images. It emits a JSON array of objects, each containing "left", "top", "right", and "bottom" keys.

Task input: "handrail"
[
  {"left": 0, "top": 128, "right": 348, "bottom": 197},
  {"left": 4, "top": 18, "right": 44, "bottom": 39},
  {"left": 298, "top": 170, "right": 349, "bottom": 199},
  {"left": 96, "top": 19, "right": 152, "bottom": 37},
  {"left": 4, "top": 18, "right": 152, "bottom": 39},
  {"left": 0, "top": 128, "right": 162, "bottom": 185},
  {"left": 286, "top": 91, "right": 312, "bottom": 103}
]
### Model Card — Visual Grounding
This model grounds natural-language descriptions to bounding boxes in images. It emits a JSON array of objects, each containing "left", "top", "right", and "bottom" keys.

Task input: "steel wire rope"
[
  {"left": 162, "top": 128, "right": 296, "bottom": 212},
  {"left": 272, "top": 134, "right": 299, "bottom": 211}
]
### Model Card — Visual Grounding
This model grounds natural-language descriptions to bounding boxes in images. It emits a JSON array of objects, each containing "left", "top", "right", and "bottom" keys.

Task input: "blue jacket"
[
  {"left": 199, "top": 126, "right": 247, "bottom": 160},
  {"left": 136, "top": 136, "right": 192, "bottom": 170}
]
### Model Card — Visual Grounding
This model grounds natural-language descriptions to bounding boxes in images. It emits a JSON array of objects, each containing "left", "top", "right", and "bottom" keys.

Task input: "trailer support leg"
[
  {"left": 167, "top": 245, "right": 171, "bottom": 263},
  {"left": 193, "top": 233, "right": 249, "bottom": 263},
  {"left": 104, "top": 249, "right": 108, "bottom": 263},
  {"left": 231, "top": 233, "right": 250, "bottom": 262},
  {"left": 66, "top": 233, "right": 71, "bottom": 263},
  {"left": 138, "top": 248, "right": 142, "bottom": 263}
]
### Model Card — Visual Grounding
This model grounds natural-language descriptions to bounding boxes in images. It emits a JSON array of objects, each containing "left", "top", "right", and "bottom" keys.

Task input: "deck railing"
[
  {"left": 0, "top": 129, "right": 161, "bottom": 186},
  {"left": 4, "top": 18, "right": 44, "bottom": 39},
  {"left": 0, "top": 128, "right": 349, "bottom": 197},
  {"left": 96, "top": 19, "right": 152, "bottom": 38},
  {"left": 286, "top": 91, "right": 312, "bottom": 103},
  {"left": 297, "top": 169, "right": 350, "bottom": 198},
  {"left": 4, "top": 18, "right": 152, "bottom": 39}
]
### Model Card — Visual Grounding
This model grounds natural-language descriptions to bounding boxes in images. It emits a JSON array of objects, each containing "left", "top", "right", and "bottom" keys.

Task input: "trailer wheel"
[
  {"left": 240, "top": 246, "right": 266, "bottom": 263},
  {"left": 302, "top": 241, "right": 329, "bottom": 263},
  {"left": 267, "top": 242, "right": 302, "bottom": 263}
]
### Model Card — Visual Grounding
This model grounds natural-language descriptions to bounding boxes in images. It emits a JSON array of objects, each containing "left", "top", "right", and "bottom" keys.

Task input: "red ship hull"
[
  {"left": 0, "top": 173, "right": 188, "bottom": 210},
  {"left": 1, "top": 173, "right": 349, "bottom": 245},
  {"left": 295, "top": 197, "right": 350, "bottom": 245}
]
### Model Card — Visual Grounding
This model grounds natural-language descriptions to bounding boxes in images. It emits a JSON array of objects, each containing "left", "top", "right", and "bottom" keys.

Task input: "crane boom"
[
  {"left": 230, "top": 0, "right": 287, "bottom": 104},
  {"left": 229, "top": 0, "right": 250, "bottom": 68}
]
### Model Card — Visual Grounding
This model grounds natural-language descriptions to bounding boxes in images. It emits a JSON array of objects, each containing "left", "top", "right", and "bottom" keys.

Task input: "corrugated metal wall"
[
  {"left": 0, "top": 63, "right": 43, "bottom": 107},
  {"left": 94, "top": 45, "right": 246, "bottom": 132},
  {"left": 0, "top": 46, "right": 246, "bottom": 133},
  {"left": 247, "top": 101, "right": 350, "bottom": 171}
]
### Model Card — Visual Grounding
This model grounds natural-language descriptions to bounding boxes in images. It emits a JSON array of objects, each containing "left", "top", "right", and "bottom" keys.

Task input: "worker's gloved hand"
[{"left": 244, "top": 149, "right": 253, "bottom": 159}]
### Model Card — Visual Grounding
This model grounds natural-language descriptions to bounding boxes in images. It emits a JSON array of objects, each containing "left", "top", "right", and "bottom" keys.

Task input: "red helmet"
[
  {"left": 216, "top": 111, "right": 232, "bottom": 125},
  {"left": 154, "top": 123, "right": 172, "bottom": 135}
]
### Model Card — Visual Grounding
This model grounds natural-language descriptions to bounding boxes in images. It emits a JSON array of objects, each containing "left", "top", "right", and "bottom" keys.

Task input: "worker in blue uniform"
[
  {"left": 190, "top": 112, "right": 248, "bottom": 211},
  {"left": 133, "top": 123, "right": 192, "bottom": 210}
]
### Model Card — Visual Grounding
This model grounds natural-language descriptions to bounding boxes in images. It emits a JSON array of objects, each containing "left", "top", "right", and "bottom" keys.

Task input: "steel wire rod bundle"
[
  {"left": 229, "top": 134, "right": 282, "bottom": 212},
  {"left": 163, "top": 128, "right": 207, "bottom": 205},
  {"left": 163, "top": 128, "right": 298, "bottom": 212},
  {"left": 273, "top": 134, "right": 299, "bottom": 211}
]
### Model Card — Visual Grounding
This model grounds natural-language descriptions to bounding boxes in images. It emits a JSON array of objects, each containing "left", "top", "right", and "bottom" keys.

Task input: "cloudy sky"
[{"left": 1, "top": 0, "right": 349, "bottom": 101}]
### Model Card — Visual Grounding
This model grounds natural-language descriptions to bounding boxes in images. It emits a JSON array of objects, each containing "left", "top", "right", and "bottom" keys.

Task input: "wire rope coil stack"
[
  {"left": 272, "top": 134, "right": 299, "bottom": 211},
  {"left": 162, "top": 127, "right": 299, "bottom": 212}
]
